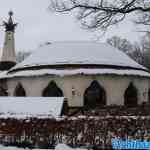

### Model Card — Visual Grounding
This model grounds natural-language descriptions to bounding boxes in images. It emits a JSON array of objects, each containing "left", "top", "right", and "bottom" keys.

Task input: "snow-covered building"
[{"left": 0, "top": 12, "right": 150, "bottom": 108}]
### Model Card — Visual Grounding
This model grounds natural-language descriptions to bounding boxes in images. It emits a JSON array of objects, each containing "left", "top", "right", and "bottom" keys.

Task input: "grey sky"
[{"left": 0, "top": 0, "right": 144, "bottom": 52}]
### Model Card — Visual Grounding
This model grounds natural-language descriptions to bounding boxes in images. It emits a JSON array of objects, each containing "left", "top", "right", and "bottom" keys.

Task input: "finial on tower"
[
  {"left": 9, "top": 11, "right": 13, "bottom": 16},
  {"left": 3, "top": 11, "right": 17, "bottom": 32}
]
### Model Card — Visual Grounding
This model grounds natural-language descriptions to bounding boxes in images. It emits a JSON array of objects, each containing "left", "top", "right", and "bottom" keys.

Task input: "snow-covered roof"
[
  {"left": 0, "top": 97, "right": 64, "bottom": 119},
  {"left": 11, "top": 41, "right": 146, "bottom": 71},
  {"left": 0, "top": 41, "right": 149, "bottom": 78}
]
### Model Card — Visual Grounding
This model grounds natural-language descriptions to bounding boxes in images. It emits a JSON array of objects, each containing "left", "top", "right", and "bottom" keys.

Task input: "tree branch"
[{"left": 49, "top": 0, "right": 150, "bottom": 30}]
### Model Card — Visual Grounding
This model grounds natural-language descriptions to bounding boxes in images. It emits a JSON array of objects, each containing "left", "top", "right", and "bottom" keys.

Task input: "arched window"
[
  {"left": 0, "top": 87, "right": 8, "bottom": 96},
  {"left": 148, "top": 89, "right": 150, "bottom": 103},
  {"left": 14, "top": 83, "right": 26, "bottom": 96},
  {"left": 124, "top": 82, "right": 138, "bottom": 107},
  {"left": 84, "top": 80, "right": 106, "bottom": 108},
  {"left": 42, "top": 81, "right": 63, "bottom": 97}
]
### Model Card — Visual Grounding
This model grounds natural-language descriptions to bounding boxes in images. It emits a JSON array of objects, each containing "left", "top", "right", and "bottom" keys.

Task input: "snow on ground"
[
  {"left": 0, "top": 145, "right": 51, "bottom": 150},
  {"left": 0, "top": 97, "right": 64, "bottom": 119},
  {"left": 0, "top": 144, "right": 87, "bottom": 150},
  {"left": 0, "top": 145, "right": 47, "bottom": 150},
  {"left": 55, "top": 144, "right": 87, "bottom": 150}
]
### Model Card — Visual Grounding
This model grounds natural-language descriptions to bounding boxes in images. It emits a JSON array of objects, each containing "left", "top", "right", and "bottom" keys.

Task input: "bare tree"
[
  {"left": 106, "top": 36, "right": 145, "bottom": 65},
  {"left": 107, "top": 36, "right": 133, "bottom": 53},
  {"left": 49, "top": 0, "right": 150, "bottom": 30},
  {"left": 130, "top": 43, "right": 144, "bottom": 64},
  {"left": 139, "top": 33, "right": 150, "bottom": 69},
  {"left": 107, "top": 34, "right": 150, "bottom": 69},
  {"left": 141, "top": 32, "right": 150, "bottom": 50},
  {"left": 16, "top": 51, "right": 31, "bottom": 63},
  {"left": 136, "top": 12, "right": 150, "bottom": 26}
]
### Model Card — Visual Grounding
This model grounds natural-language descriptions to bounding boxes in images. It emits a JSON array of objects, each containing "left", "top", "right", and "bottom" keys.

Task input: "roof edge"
[
  {"left": 1, "top": 68, "right": 150, "bottom": 79},
  {"left": 8, "top": 64, "right": 150, "bottom": 74}
]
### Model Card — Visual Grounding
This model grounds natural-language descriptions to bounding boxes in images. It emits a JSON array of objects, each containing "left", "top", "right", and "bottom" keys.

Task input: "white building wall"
[{"left": 6, "top": 75, "right": 150, "bottom": 107}]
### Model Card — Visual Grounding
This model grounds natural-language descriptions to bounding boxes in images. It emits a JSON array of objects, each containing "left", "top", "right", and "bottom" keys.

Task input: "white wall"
[{"left": 6, "top": 75, "right": 150, "bottom": 107}]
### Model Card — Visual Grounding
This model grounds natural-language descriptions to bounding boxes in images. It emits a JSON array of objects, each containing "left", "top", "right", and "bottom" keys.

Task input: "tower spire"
[
  {"left": 0, "top": 11, "right": 17, "bottom": 70},
  {"left": 3, "top": 11, "right": 17, "bottom": 32}
]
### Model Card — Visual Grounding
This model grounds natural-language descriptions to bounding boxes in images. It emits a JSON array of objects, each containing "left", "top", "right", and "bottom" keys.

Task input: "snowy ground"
[{"left": 0, "top": 144, "right": 87, "bottom": 150}]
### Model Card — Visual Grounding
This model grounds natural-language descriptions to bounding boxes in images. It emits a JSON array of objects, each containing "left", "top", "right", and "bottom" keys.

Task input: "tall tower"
[{"left": 0, "top": 11, "right": 17, "bottom": 70}]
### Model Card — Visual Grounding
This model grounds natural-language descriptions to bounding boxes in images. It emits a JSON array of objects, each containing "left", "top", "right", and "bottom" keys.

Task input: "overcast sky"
[{"left": 0, "top": 0, "right": 144, "bottom": 52}]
